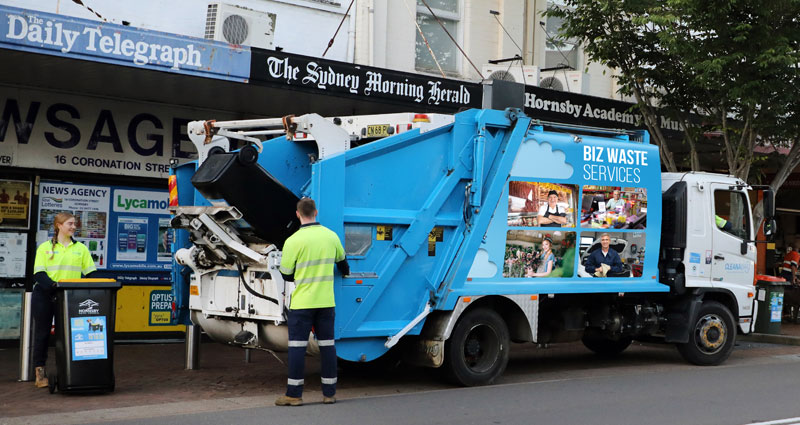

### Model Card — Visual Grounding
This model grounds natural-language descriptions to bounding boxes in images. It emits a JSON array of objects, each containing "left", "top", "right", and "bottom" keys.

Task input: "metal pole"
[
  {"left": 244, "top": 348, "right": 251, "bottom": 364},
  {"left": 184, "top": 324, "right": 200, "bottom": 370},
  {"left": 18, "top": 291, "right": 34, "bottom": 381}
]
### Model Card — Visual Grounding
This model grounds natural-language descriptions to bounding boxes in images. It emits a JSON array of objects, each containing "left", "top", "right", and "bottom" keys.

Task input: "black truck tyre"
[
  {"left": 581, "top": 330, "right": 633, "bottom": 356},
  {"left": 443, "top": 308, "right": 510, "bottom": 386},
  {"left": 677, "top": 301, "right": 736, "bottom": 366}
]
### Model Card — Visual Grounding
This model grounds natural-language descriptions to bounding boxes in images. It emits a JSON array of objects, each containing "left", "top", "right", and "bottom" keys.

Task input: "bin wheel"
[
  {"left": 48, "top": 376, "right": 56, "bottom": 394},
  {"left": 677, "top": 301, "right": 736, "bottom": 365},
  {"left": 237, "top": 145, "right": 258, "bottom": 165}
]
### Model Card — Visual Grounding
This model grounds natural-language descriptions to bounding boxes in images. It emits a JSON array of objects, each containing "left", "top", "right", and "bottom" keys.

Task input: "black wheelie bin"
[{"left": 49, "top": 278, "right": 121, "bottom": 394}]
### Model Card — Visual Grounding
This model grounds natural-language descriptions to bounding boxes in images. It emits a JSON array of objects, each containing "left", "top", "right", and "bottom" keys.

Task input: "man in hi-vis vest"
[{"left": 276, "top": 198, "right": 349, "bottom": 406}]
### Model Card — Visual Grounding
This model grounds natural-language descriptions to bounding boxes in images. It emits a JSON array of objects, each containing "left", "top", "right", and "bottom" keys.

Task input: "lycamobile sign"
[
  {"left": 0, "top": 5, "right": 250, "bottom": 82},
  {"left": 113, "top": 189, "right": 169, "bottom": 215}
]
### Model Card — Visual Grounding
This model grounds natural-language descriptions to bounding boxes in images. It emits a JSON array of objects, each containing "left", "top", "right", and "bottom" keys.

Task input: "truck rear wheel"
[
  {"left": 677, "top": 301, "right": 736, "bottom": 366},
  {"left": 581, "top": 330, "right": 633, "bottom": 356},
  {"left": 443, "top": 308, "right": 509, "bottom": 386}
]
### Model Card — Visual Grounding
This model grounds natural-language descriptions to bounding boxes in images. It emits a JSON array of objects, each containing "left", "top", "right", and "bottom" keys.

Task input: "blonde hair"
[{"left": 50, "top": 212, "right": 75, "bottom": 259}]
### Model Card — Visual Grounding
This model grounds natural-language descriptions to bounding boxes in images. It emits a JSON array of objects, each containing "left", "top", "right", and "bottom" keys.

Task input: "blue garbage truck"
[{"left": 169, "top": 108, "right": 775, "bottom": 386}]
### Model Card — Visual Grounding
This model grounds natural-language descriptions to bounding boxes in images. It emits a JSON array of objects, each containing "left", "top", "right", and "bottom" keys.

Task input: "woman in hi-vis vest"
[{"left": 31, "top": 212, "right": 96, "bottom": 388}]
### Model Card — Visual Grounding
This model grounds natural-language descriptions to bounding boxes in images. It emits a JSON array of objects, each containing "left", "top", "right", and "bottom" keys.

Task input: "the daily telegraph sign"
[
  {"left": 251, "top": 50, "right": 481, "bottom": 111},
  {"left": 524, "top": 85, "right": 684, "bottom": 136},
  {"left": 0, "top": 5, "right": 250, "bottom": 82}
]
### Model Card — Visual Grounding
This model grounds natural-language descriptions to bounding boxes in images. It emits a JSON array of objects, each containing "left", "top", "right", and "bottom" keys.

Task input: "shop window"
[
  {"left": 714, "top": 190, "right": 750, "bottom": 240},
  {"left": 578, "top": 232, "right": 645, "bottom": 278},
  {"left": 580, "top": 186, "right": 647, "bottom": 229},
  {"left": 503, "top": 230, "right": 575, "bottom": 278},
  {"left": 508, "top": 181, "right": 576, "bottom": 228},
  {"left": 415, "top": 0, "right": 460, "bottom": 74}
]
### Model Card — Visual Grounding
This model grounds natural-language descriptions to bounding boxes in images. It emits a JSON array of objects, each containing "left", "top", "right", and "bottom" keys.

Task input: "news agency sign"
[
  {"left": 0, "top": 5, "right": 250, "bottom": 82},
  {"left": 251, "top": 51, "right": 481, "bottom": 111}
]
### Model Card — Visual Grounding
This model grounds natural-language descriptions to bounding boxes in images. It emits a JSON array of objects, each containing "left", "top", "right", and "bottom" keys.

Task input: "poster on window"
[
  {"left": 37, "top": 182, "right": 109, "bottom": 269},
  {"left": 0, "top": 232, "right": 27, "bottom": 278},
  {"left": 0, "top": 180, "right": 31, "bottom": 229},
  {"left": 107, "top": 188, "right": 171, "bottom": 270},
  {"left": 116, "top": 217, "right": 148, "bottom": 262},
  {"left": 157, "top": 218, "right": 173, "bottom": 262}
]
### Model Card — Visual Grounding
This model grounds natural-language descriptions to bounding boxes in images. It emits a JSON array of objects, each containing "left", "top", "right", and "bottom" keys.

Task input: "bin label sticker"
[
  {"left": 70, "top": 316, "right": 108, "bottom": 361},
  {"left": 148, "top": 290, "right": 173, "bottom": 326},
  {"left": 77, "top": 299, "right": 100, "bottom": 315},
  {"left": 770, "top": 292, "right": 784, "bottom": 323}
]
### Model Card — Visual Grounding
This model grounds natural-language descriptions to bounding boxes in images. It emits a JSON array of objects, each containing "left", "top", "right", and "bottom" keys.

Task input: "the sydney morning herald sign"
[{"left": 251, "top": 50, "right": 481, "bottom": 111}]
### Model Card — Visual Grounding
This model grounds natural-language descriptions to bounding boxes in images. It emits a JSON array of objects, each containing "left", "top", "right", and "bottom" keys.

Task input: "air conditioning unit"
[
  {"left": 204, "top": 3, "right": 276, "bottom": 49},
  {"left": 482, "top": 64, "right": 539, "bottom": 86},
  {"left": 539, "top": 70, "right": 590, "bottom": 94}
]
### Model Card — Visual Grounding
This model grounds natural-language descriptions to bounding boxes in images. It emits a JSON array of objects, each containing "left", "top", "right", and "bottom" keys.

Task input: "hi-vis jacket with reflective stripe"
[
  {"left": 279, "top": 223, "right": 346, "bottom": 309},
  {"left": 33, "top": 240, "right": 96, "bottom": 282}
]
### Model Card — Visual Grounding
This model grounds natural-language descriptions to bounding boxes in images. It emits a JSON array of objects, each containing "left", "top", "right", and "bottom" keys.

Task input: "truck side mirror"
[
  {"left": 764, "top": 188, "right": 775, "bottom": 220},
  {"left": 764, "top": 218, "right": 777, "bottom": 240}
]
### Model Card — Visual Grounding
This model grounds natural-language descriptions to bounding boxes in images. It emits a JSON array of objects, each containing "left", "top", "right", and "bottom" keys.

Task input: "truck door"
[{"left": 710, "top": 186, "right": 755, "bottom": 286}]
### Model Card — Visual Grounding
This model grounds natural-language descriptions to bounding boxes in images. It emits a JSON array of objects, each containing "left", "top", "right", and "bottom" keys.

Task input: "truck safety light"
[
  {"left": 413, "top": 114, "right": 430, "bottom": 123},
  {"left": 168, "top": 175, "right": 178, "bottom": 207}
]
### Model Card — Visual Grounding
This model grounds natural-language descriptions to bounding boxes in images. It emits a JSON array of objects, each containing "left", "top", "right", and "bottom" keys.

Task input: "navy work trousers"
[
  {"left": 31, "top": 284, "right": 55, "bottom": 367},
  {"left": 286, "top": 307, "right": 337, "bottom": 398}
]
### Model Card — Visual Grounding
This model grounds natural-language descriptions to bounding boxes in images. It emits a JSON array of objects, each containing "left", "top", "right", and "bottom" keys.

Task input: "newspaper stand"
[{"left": 49, "top": 278, "right": 121, "bottom": 394}]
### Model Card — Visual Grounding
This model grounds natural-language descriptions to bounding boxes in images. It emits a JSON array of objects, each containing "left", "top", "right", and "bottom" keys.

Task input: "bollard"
[
  {"left": 18, "top": 291, "right": 34, "bottom": 382},
  {"left": 245, "top": 348, "right": 251, "bottom": 363},
  {"left": 184, "top": 324, "right": 201, "bottom": 370}
]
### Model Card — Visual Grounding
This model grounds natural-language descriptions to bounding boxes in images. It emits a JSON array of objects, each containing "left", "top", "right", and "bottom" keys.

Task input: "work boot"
[
  {"left": 323, "top": 396, "right": 336, "bottom": 404},
  {"left": 34, "top": 367, "right": 48, "bottom": 388},
  {"left": 275, "top": 395, "right": 303, "bottom": 406}
]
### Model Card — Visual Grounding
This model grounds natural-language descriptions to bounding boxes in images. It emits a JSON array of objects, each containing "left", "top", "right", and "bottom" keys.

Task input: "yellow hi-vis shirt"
[
  {"left": 33, "top": 240, "right": 96, "bottom": 282},
  {"left": 279, "top": 223, "right": 345, "bottom": 309}
]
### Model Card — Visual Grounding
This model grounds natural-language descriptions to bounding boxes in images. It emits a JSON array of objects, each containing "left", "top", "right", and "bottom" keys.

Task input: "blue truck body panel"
[{"left": 172, "top": 109, "right": 668, "bottom": 361}]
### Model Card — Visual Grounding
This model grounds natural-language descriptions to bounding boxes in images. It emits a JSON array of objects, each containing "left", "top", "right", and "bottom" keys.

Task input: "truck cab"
[{"left": 661, "top": 172, "right": 758, "bottom": 333}]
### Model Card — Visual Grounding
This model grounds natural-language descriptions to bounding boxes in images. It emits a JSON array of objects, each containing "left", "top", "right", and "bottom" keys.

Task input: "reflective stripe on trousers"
[{"left": 286, "top": 307, "right": 337, "bottom": 398}]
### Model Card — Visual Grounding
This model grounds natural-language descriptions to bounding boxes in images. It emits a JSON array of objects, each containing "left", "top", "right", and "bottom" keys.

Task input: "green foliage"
[{"left": 546, "top": 0, "right": 800, "bottom": 183}]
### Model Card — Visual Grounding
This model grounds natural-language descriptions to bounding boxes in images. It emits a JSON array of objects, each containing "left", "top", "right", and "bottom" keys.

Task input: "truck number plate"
[{"left": 366, "top": 124, "right": 390, "bottom": 138}]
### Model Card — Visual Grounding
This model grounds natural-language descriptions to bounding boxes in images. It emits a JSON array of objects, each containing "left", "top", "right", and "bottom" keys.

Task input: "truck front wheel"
[
  {"left": 443, "top": 308, "right": 510, "bottom": 386},
  {"left": 677, "top": 301, "right": 736, "bottom": 366}
]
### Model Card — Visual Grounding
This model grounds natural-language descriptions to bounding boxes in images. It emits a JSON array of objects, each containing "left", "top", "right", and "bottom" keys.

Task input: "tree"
[{"left": 547, "top": 0, "right": 800, "bottom": 209}]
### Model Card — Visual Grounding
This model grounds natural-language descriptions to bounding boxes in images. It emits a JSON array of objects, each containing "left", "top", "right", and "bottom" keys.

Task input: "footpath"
[{"left": 3, "top": 324, "right": 800, "bottom": 425}]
